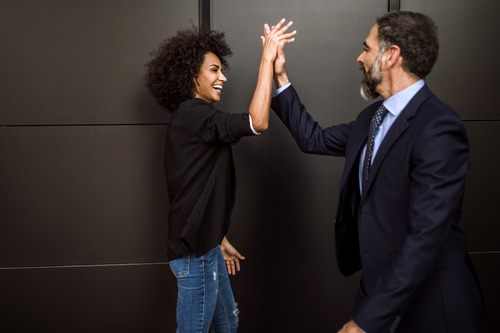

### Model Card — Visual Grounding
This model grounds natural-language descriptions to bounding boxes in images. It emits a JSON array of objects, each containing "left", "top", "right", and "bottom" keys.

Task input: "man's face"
[{"left": 357, "top": 25, "right": 383, "bottom": 100}]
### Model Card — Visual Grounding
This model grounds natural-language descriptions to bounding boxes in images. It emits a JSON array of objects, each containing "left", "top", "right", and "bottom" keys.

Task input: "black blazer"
[
  {"left": 165, "top": 98, "right": 254, "bottom": 260},
  {"left": 272, "top": 85, "right": 484, "bottom": 332}
]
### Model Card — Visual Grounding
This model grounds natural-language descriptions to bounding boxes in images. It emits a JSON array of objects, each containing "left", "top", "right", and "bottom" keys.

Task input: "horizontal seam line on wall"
[
  {"left": 2, "top": 252, "right": 498, "bottom": 270},
  {"left": 462, "top": 119, "right": 500, "bottom": 122},
  {"left": 0, "top": 261, "right": 169, "bottom": 271},
  {"left": 469, "top": 251, "right": 500, "bottom": 255},
  {"left": 0, "top": 123, "right": 168, "bottom": 127}
]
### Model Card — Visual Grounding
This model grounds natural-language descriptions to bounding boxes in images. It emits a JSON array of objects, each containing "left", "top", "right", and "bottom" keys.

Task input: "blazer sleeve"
[
  {"left": 271, "top": 85, "right": 353, "bottom": 156},
  {"left": 184, "top": 99, "right": 254, "bottom": 144},
  {"left": 352, "top": 102, "right": 470, "bottom": 332}
]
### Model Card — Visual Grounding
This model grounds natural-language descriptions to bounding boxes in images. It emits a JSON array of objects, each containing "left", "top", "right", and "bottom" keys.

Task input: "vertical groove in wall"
[
  {"left": 199, "top": 0, "right": 211, "bottom": 28},
  {"left": 389, "top": 0, "right": 400, "bottom": 11}
]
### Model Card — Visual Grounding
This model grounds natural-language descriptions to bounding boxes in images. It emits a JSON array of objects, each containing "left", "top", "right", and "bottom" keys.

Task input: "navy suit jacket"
[{"left": 271, "top": 85, "right": 484, "bottom": 332}]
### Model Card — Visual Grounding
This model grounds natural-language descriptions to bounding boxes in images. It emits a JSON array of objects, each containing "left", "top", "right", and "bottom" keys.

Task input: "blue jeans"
[{"left": 169, "top": 245, "right": 239, "bottom": 333}]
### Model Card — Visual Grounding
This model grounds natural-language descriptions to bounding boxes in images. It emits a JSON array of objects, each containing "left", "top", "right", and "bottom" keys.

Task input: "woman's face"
[{"left": 193, "top": 52, "right": 227, "bottom": 104}]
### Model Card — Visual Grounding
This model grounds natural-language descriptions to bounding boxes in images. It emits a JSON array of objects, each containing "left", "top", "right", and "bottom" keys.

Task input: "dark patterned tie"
[{"left": 362, "top": 104, "right": 389, "bottom": 191}]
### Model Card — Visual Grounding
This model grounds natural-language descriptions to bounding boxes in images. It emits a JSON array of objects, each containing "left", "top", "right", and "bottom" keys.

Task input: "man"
[{"left": 268, "top": 11, "right": 484, "bottom": 333}]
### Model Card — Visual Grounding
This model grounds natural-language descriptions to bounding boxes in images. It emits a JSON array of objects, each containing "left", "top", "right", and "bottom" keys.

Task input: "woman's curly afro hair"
[{"left": 145, "top": 26, "right": 232, "bottom": 112}]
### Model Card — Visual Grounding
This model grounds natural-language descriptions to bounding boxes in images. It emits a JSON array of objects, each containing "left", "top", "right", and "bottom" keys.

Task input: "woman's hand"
[
  {"left": 262, "top": 19, "right": 294, "bottom": 88},
  {"left": 221, "top": 237, "right": 246, "bottom": 276},
  {"left": 260, "top": 19, "right": 296, "bottom": 63},
  {"left": 248, "top": 18, "right": 295, "bottom": 132}
]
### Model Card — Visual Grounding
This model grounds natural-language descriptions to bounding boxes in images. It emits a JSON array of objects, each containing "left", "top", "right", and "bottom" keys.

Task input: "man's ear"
[{"left": 387, "top": 45, "right": 401, "bottom": 64}]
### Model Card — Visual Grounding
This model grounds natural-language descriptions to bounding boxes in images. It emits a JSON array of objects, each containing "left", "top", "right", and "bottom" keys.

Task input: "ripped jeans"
[{"left": 169, "top": 245, "right": 239, "bottom": 333}]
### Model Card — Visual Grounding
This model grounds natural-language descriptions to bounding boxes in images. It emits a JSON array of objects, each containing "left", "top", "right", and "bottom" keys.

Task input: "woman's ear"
[{"left": 192, "top": 77, "right": 199, "bottom": 98}]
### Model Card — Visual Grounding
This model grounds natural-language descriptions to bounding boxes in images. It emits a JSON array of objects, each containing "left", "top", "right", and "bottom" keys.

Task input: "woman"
[{"left": 145, "top": 19, "right": 295, "bottom": 332}]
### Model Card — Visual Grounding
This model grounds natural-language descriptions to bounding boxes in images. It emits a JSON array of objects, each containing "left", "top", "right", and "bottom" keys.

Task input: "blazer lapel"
[{"left": 361, "top": 85, "right": 434, "bottom": 198}]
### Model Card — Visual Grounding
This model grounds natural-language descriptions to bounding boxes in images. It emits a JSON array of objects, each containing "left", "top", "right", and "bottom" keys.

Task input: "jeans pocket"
[{"left": 169, "top": 255, "right": 190, "bottom": 278}]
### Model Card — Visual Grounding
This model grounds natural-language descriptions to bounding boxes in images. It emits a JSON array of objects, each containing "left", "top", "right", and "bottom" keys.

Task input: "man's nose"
[{"left": 357, "top": 53, "right": 364, "bottom": 64}]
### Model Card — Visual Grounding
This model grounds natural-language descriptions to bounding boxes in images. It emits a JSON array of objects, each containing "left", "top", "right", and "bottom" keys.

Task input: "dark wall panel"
[
  {"left": 0, "top": 0, "right": 197, "bottom": 125},
  {"left": 212, "top": 1, "right": 387, "bottom": 331},
  {"left": 462, "top": 122, "right": 500, "bottom": 251},
  {"left": 0, "top": 125, "right": 169, "bottom": 267},
  {"left": 402, "top": 0, "right": 500, "bottom": 120},
  {"left": 0, "top": 1, "right": 196, "bottom": 331},
  {"left": 211, "top": 0, "right": 499, "bottom": 332},
  {"left": 213, "top": 0, "right": 384, "bottom": 125},
  {"left": 0, "top": 264, "right": 177, "bottom": 332}
]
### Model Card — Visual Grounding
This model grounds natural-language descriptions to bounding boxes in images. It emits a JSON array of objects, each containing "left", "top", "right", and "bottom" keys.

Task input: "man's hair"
[
  {"left": 376, "top": 11, "right": 439, "bottom": 79},
  {"left": 145, "top": 27, "right": 232, "bottom": 112}
]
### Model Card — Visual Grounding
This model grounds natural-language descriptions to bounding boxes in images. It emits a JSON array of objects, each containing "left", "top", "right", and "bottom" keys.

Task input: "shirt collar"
[{"left": 383, "top": 79, "right": 425, "bottom": 117}]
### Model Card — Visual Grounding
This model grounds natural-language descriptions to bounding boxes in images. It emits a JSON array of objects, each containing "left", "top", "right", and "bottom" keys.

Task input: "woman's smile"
[{"left": 194, "top": 52, "right": 227, "bottom": 103}]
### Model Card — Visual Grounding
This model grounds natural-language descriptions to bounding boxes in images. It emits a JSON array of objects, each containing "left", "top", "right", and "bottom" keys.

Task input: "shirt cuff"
[
  {"left": 248, "top": 115, "right": 260, "bottom": 135},
  {"left": 273, "top": 82, "right": 292, "bottom": 97}
]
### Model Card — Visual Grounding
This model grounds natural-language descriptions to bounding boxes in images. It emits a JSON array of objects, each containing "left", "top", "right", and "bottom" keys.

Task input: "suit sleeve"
[
  {"left": 271, "top": 85, "right": 352, "bottom": 156},
  {"left": 184, "top": 100, "right": 254, "bottom": 144},
  {"left": 352, "top": 106, "right": 470, "bottom": 332}
]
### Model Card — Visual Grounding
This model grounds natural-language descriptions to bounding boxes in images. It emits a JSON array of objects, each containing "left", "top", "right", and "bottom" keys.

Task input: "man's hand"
[
  {"left": 338, "top": 320, "right": 364, "bottom": 333},
  {"left": 221, "top": 237, "right": 245, "bottom": 275},
  {"left": 273, "top": 42, "right": 288, "bottom": 86}
]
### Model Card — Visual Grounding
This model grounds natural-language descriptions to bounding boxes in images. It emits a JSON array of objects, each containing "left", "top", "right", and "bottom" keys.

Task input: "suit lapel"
[{"left": 361, "top": 85, "right": 434, "bottom": 198}]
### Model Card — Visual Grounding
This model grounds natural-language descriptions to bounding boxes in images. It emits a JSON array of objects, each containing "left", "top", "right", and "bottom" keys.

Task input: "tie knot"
[
  {"left": 372, "top": 104, "right": 389, "bottom": 127},
  {"left": 376, "top": 104, "right": 389, "bottom": 117}
]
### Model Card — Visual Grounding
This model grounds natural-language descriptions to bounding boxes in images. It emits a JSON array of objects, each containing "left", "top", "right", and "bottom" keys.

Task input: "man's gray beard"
[{"left": 360, "top": 55, "right": 383, "bottom": 101}]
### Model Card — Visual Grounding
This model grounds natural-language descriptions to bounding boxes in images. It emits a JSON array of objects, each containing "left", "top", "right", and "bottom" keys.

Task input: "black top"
[{"left": 165, "top": 98, "right": 255, "bottom": 260}]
